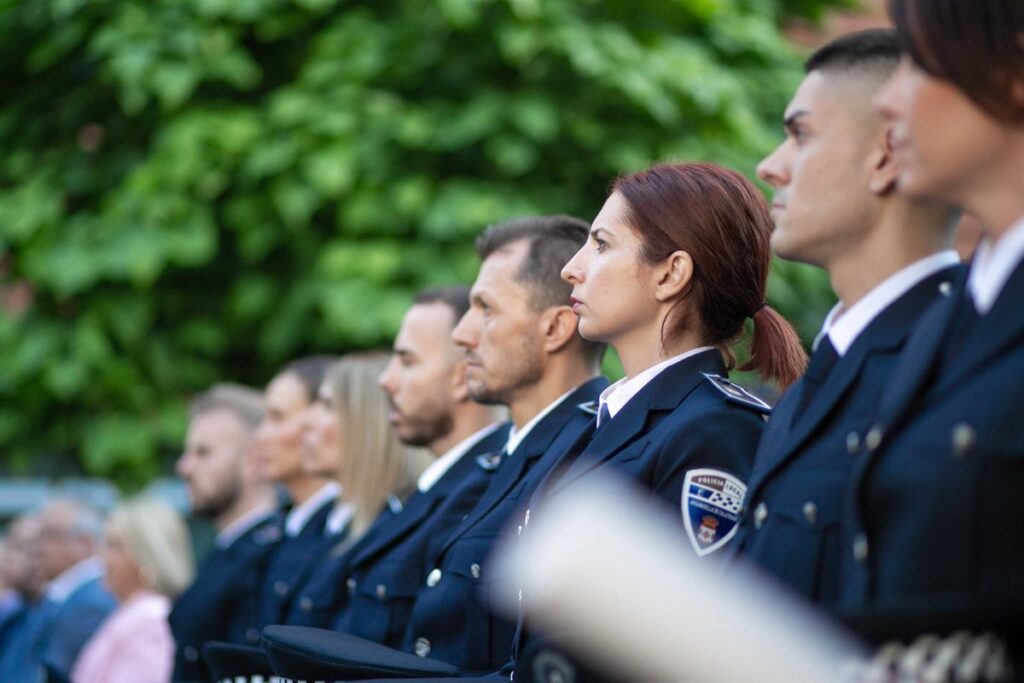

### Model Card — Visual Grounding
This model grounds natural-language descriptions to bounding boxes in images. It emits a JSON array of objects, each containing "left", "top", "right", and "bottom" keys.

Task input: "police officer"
[
  {"left": 838, "top": 0, "right": 1024, "bottom": 613},
  {"left": 249, "top": 356, "right": 343, "bottom": 631},
  {"left": 733, "top": 29, "right": 961, "bottom": 606},
  {"left": 170, "top": 384, "right": 282, "bottom": 683},
  {"left": 262, "top": 215, "right": 608, "bottom": 680}
]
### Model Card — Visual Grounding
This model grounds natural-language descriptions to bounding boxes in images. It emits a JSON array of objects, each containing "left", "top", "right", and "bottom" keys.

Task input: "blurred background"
[{"left": 0, "top": 0, "right": 886, "bottom": 500}]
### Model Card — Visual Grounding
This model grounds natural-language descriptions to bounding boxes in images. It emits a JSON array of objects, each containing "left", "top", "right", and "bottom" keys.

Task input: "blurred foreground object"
[{"left": 492, "top": 475, "right": 1020, "bottom": 682}]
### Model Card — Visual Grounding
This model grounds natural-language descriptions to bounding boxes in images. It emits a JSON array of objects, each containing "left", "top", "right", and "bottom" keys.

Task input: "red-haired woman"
[{"left": 549, "top": 161, "right": 806, "bottom": 558}]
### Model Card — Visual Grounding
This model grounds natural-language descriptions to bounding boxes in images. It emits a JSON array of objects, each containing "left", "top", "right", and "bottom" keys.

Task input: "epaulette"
[
  {"left": 577, "top": 400, "right": 599, "bottom": 416},
  {"left": 701, "top": 373, "right": 771, "bottom": 415},
  {"left": 476, "top": 451, "right": 503, "bottom": 471}
]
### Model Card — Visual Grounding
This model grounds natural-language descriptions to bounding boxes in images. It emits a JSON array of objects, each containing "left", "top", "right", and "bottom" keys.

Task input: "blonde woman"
[
  {"left": 287, "top": 351, "right": 431, "bottom": 625},
  {"left": 71, "top": 498, "right": 194, "bottom": 683}
]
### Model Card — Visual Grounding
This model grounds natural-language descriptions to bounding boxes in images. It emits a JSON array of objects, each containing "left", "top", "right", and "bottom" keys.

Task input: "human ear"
[
  {"left": 450, "top": 358, "right": 470, "bottom": 403},
  {"left": 867, "top": 126, "right": 899, "bottom": 195},
  {"left": 538, "top": 306, "right": 580, "bottom": 354},
  {"left": 654, "top": 251, "right": 693, "bottom": 303}
]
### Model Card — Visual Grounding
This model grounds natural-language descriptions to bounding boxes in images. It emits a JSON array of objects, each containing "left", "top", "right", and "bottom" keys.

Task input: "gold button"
[
  {"left": 184, "top": 646, "right": 199, "bottom": 662},
  {"left": 414, "top": 637, "right": 431, "bottom": 657},
  {"left": 853, "top": 533, "right": 869, "bottom": 562},
  {"left": 951, "top": 423, "right": 976, "bottom": 458},
  {"left": 299, "top": 597, "right": 313, "bottom": 612},
  {"left": 939, "top": 281, "right": 953, "bottom": 296},
  {"left": 274, "top": 580, "right": 289, "bottom": 596},
  {"left": 470, "top": 563, "right": 481, "bottom": 579},
  {"left": 346, "top": 578, "right": 356, "bottom": 595},
  {"left": 865, "top": 426, "right": 884, "bottom": 451},
  {"left": 802, "top": 501, "right": 818, "bottom": 526},
  {"left": 846, "top": 432, "right": 861, "bottom": 454},
  {"left": 426, "top": 568, "right": 442, "bottom": 587},
  {"left": 753, "top": 502, "right": 768, "bottom": 529},
  {"left": 376, "top": 583, "right": 387, "bottom": 599}
]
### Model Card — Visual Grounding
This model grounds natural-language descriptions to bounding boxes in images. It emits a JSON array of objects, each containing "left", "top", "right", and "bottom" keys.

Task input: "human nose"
[
  {"left": 756, "top": 142, "right": 789, "bottom": 188},
  {"left": 561, "top": 245, "right": 587, "bottom": 285},
  {"left": 451, "top": 308, "right": 478, "bottom": 350}
]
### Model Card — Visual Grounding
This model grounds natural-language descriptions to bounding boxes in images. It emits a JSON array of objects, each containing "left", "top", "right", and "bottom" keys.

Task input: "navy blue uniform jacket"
[
  {"left": 170, "top": 510, "right": 281, "bottom": 682},
  {"left": 329, "top": 423, "right": 512, "bottom": 645},
  {"left": 839, "top": 260, "right": 1024, "bottom": 609},
  {"left": 735, "top": 266, "right": 960, "bottom": 607}
]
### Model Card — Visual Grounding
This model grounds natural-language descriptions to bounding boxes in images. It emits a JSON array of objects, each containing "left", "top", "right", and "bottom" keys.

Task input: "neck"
[
  {"left": 507, "top": 357, "right": 598, "bottom": 429},
  {"left": 827, "top": 203, "right": 953, "bottom": 309},
  {"left": 614, "top": 320, "right": 706, "bottom": 379},
  {"left": 214, "top": 487, "right": 276, "bottom": 533},
  {"left": 958, "top": 136, "right": 1024, "bottom": 242},
  {"left": 285, "top": 475, "right": 331, "bottom": 506},
  {"left": 429, "top": 404, "right": 502, "bottom": 456}
]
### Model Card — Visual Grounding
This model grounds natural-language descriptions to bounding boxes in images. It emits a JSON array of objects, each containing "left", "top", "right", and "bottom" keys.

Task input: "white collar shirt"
[
  {"left": 598, "top": 346, "right": 718, "bottom": 426},
  {"left": 816, "top": 250, "right": 960, "bottom": 356},
  {"left": 215, "top": 502, "right": 277, "bottom": 549},
  {"left": 418, "top": 422, "right": 503, "bottom": 493},
  {"left": 47, "top": 556, "right": 104, "bottom": 605},
  {"left": 504, "top": 387, "right": 578, "bottom": 457},
  {"left": 968, "top": 216, "right": 1024, "bottom": 315},
  {"left": 324, "top": 502, "right": 355, "bottom": 537},
  {"left": 285, "top": 481, "right": 341, "bottom": 538}
]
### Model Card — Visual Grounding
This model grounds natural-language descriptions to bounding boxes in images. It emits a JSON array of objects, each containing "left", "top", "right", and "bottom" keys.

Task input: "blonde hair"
[
  {"left": 329, "top": 352, "right": 432, "bottom": 539},
  {"left": 107, "top": 498, "right": 195, "bottom": 598}
]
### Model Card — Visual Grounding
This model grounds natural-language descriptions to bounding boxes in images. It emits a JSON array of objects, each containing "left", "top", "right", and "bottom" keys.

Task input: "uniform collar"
[
  {"left": 324, "top": 502, "right": 355, "bottom": 537},
  {"left": 418, "top": 422, "right": 503, "bottom": 492},
  {"left": 504, "top": 387, "right": 577, "bottom": 456},
  {"left": 598, "top": 346, "right": 717, "bottom": 424},
  {"left": 285, "top": 481, "right": 340, "bottom": 537},
  {"left": 969, "top": 215, "right": 1024, "bottom": 314},
  {"left": 215, "top": 501, "right": 278, "bottom": 549},
  {"left": 46, "top": 556, "right": 103, "bottom": 604},
  {"left": 818, "top": 250, "right": 960, "bottom": 356}
]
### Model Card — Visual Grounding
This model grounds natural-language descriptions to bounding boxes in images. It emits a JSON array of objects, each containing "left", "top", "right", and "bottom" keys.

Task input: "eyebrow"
[
  {"left": 783, "top": 110, "right": 809, "bottom": 132},
  {"left": 590, "top": 226, "right": 612, "bottom": 240}
]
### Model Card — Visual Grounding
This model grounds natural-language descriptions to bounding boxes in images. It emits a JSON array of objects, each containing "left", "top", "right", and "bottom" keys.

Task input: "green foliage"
[{"left": 0, "top": 0, "right": 839, "bottom": 488}]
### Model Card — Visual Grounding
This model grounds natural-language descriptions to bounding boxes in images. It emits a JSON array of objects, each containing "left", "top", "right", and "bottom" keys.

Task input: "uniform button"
[
  {"left": 853, "top": 533, "right": 869, "bottom": 562},
  {"left": 426, "top": 568, "right": 442, "bottom": 587},
  {"left": 865, "top": 425, "right": 884, "bottom": 451},
  {"left": 470, "top": 563, "right": 482, "bottom": 579},
  {"left": 846, "top": 431, "right": 861, "bottom": 454},
  {"left": 517, "top": 524, "right": 523, "bottom": 536},
  {"left": 299, "top": 596, "right": 313, "bottom": 612},
  {"left": 274, "top": 580, "right": 289, "bottom": 596},
  {"left": 952, "top": 422, "right": 976, "bottom": 458},
  {"left": 184, "top": 645, "right": 199, "bottom": 662},
  {"left": 246, "top": 628, "right": 260, "bottom": 643},
  {"left": 802, "top": 501, "right": 818, "bottom": 526},
  {"left": 346, "top": 578, "right": 356, "bottom": 595},
  {"left": 376, "top": 583, "right": 387, "bottom": 599},
  {"left": 939, "top": 281, "right": 953, "bottom": 296},
  {"left": 414, "top": 637, "right": 431, "bottom": 657},
  {"left": 753, "top": 502, "right": 768, "bottom": 529}
]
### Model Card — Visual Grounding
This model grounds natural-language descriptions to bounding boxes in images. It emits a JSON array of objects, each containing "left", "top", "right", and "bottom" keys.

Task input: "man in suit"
[
  {"left": 262, "top": 215, "right": 608, "bottom": 680},
  {"left": 733, "top": 29, "right": 961, "bottom": 606},
  {"left": 0, "top": 499, "right": 115, "bottom": 682},
  {"left": 170, "top": 383, "right": 282, "bottom": 682}
]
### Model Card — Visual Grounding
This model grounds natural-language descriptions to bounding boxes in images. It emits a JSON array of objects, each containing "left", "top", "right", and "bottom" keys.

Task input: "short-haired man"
[
  {"left": 734, "top": 29, "right": 960, "bottom": 605},
  {"left": 261, "top": 215, "right": 608, "bottom": 680},
  {"left": 170, "top": 383, "right": 282, "bottom": 682},
  {"left": 0, "top": 499, "right": 115, "bottom": 682}
]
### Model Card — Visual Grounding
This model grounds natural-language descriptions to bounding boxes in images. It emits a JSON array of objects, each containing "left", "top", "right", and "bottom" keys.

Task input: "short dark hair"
[
  {"left": 889, "top": 0, "right": 1024, "bottom": 124},
  {"left": 281, "top": 355, "right": 336, "bottom": 403},
  {"left": 805, "top": 28, "right": 901, "bottom": 76},
  {"left": 475, "top": 215, "right": 590, "bottom": 311},
  {"left": 413, "top": 286, "right": 471, "bottom": 326},
  {"left": 475, "top": 215, "right": 606, "bottom": 368},
  {"left": 189, "top": 383, "right": 264, "bottom": 429}
]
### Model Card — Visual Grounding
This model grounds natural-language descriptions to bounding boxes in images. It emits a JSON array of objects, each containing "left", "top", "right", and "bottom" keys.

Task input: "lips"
[{"left": 569, "top": 296, "right": 583, "bottom": 314}]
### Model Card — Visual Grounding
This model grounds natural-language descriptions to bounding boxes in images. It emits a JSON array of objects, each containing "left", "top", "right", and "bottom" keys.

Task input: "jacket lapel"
[{"left": 551, "top": 350, "right": 725, "bottom": 490}]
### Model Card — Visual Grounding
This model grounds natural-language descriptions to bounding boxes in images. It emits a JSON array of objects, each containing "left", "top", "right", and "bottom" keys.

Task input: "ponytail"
[{"left": 740, "top": 305, "right": 807, "bottom": 390}]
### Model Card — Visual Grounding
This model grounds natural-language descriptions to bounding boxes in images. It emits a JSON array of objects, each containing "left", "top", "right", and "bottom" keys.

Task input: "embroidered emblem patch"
[
  {"left": 476, "top": 451, "right": 503, "bottom": 471},
  {"left": 682, "top": 468, "right": 746, "bottom": 556}
]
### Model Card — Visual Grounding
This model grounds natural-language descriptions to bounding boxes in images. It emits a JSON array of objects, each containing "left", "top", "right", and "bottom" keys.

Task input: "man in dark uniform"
[
  {"left": 261, "top": 215, "right": 608, "bottom": 680},
  {"left": 170, "top": 384, "right": 282, "bottom": 683},
  {"left": 733, "top": 28, "right": 961, "bottom": 606}
]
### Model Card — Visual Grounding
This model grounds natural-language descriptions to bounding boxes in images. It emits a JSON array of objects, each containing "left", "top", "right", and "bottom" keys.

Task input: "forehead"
[
  {"left": 787, "top": 69, "right": 879, "bottom": 130},
  {"left": 266, "top": 372, "right": 308, "bottom": 410},
  {"left": 592, "top": 191, "right": 632, "bottom": 229},
  {"left": 472, "top": 240, "right": 532, "bottom": 301},
  {"left": 188, "top": 408, "right": 247, "bottom": 442},
  {"left": 400, "top": 302, "right": 456, "bottom": 345}
]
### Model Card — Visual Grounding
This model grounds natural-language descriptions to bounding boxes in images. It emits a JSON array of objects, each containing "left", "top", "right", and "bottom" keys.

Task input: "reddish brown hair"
[{"left": 614, "top": 163, "right": 806, "bottom": 389}]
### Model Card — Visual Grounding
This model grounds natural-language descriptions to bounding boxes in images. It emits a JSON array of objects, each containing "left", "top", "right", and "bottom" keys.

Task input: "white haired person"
[{"left": 71, "top": 498, "right": 194, "bottom": 683}]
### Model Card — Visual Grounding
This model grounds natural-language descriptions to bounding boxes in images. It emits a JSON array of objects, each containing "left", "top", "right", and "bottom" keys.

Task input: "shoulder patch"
[
  {"left": 476, "top": 451, "right": 503, "bottom": 471},
  {"left": 576, "top": 400, "right": 599, "bottom": 416},
  {"left": 682, "top": 468, "right": 746, "bottom": 557},
  {"left": 701, "top": 373, "right": 771, "bottom": 415}
]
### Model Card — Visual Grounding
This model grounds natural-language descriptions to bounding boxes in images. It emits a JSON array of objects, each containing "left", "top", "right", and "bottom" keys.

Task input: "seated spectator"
[{"left": 72, "top": 498, "right": 195, "bottom": 683}]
